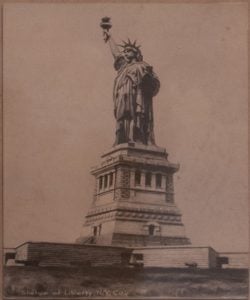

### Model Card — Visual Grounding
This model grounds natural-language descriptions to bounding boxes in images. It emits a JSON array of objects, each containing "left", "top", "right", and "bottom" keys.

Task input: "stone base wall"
[
  {"left": 218, "top": 252, "right": 249, "bottom": 269},
  {"left": 12, "top": 242, "right": 248, "bottom": 269},
  {"left": 15, "top": 242, "right": 132, "bottom": 267},
  {"left": 132, "top": 246, "right": 218, "bottom": 269}
]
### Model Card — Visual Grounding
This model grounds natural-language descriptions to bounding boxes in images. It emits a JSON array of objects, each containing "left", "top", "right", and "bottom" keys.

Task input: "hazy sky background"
[{"left": 4, "top": 2, "right": 248, "bottom": 252}]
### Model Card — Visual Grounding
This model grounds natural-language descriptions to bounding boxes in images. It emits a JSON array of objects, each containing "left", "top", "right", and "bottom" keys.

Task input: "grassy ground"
[{"left": 3, "top": 266, "right": 249, "bottom": 298}]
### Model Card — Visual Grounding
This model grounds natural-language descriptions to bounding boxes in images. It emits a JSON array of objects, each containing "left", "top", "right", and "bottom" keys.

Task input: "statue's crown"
[{"left": 119, "top": 39, "right": 141, "bottom": 52}]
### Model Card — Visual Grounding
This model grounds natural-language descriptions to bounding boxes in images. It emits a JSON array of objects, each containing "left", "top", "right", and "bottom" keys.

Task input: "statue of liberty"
[{"left": 100, "top": 17, "right": 160, "bottom": 146}]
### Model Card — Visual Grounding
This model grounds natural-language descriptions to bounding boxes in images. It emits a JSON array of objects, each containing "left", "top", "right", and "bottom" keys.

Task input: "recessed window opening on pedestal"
[
  {"left": 99, "top": 177, "right": 103, "bottom": 190},
  {"left": 145, "top": 172, "right": 152, "bottom": 187},
  {"left": 135, "top": 170, "right": 141, "bottom": 186},
  {"left": 156, "top": 173, "right": 162, "bottom": 188},
  {"left": 93, "top": 225, "right": 102, "bottom": 237},
  {"left": 148, "top": 224, "right": 155, "bottom": 236},
  {"left": 98, "top": 224, "right": 102, "bottom": 235},
  {"left": 104, "top": 175, "right": 108, "bottom": 188},
  {"left": 109, "top": 173, "right": 113, "bottom": 186}
]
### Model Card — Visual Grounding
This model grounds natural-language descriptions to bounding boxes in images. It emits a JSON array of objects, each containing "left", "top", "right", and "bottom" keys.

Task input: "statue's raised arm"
[
  {"left": 100, "top": 17, "right": 160, "bottom": 146},
  {"left": 100, "top": 17, "right": 126, "bottom": 71},
  {"left": 102, "top": 29, "right": 120, "bottom": 59}
]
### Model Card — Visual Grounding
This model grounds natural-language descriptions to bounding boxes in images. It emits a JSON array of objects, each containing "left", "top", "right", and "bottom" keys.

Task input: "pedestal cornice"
[{"left": 91, "top": 143, "right": 179, "bottom": 176}]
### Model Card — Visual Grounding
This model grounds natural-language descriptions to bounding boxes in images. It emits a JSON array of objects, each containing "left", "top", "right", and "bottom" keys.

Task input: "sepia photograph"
[{"left": 3, "top": 1, "right": 249, "bottom": 299}]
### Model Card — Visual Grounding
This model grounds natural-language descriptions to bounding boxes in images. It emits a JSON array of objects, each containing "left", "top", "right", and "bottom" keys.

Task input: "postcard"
[{"left": 3, "top": 1, "right": 248, "bottom": 299}]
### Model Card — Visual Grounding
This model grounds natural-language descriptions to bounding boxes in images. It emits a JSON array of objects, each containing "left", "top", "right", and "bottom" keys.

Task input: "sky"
[{"left": 3, "top": 2, "right": 248, "bottom": 252}]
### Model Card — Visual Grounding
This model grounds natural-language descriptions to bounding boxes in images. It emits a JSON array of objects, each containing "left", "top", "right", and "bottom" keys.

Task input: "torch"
[{"left": 100, "top": 17, "right": 112, "bottom": 43}]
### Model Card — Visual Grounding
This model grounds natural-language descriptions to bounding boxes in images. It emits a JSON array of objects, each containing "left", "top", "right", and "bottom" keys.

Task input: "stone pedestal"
[{"left": 77, "top": 143, "right": 190, "bottom": 246}]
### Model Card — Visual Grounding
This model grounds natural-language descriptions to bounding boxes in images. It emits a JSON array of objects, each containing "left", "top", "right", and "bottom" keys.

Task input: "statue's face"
[{"left": 123, "top": 47, "right": 137, "bottom": 62}]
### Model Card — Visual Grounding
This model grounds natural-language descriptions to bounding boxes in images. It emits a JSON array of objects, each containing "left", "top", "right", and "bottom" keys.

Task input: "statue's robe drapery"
[{"left": 113, "top": 56, "right": 160, "bottom": 145}]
